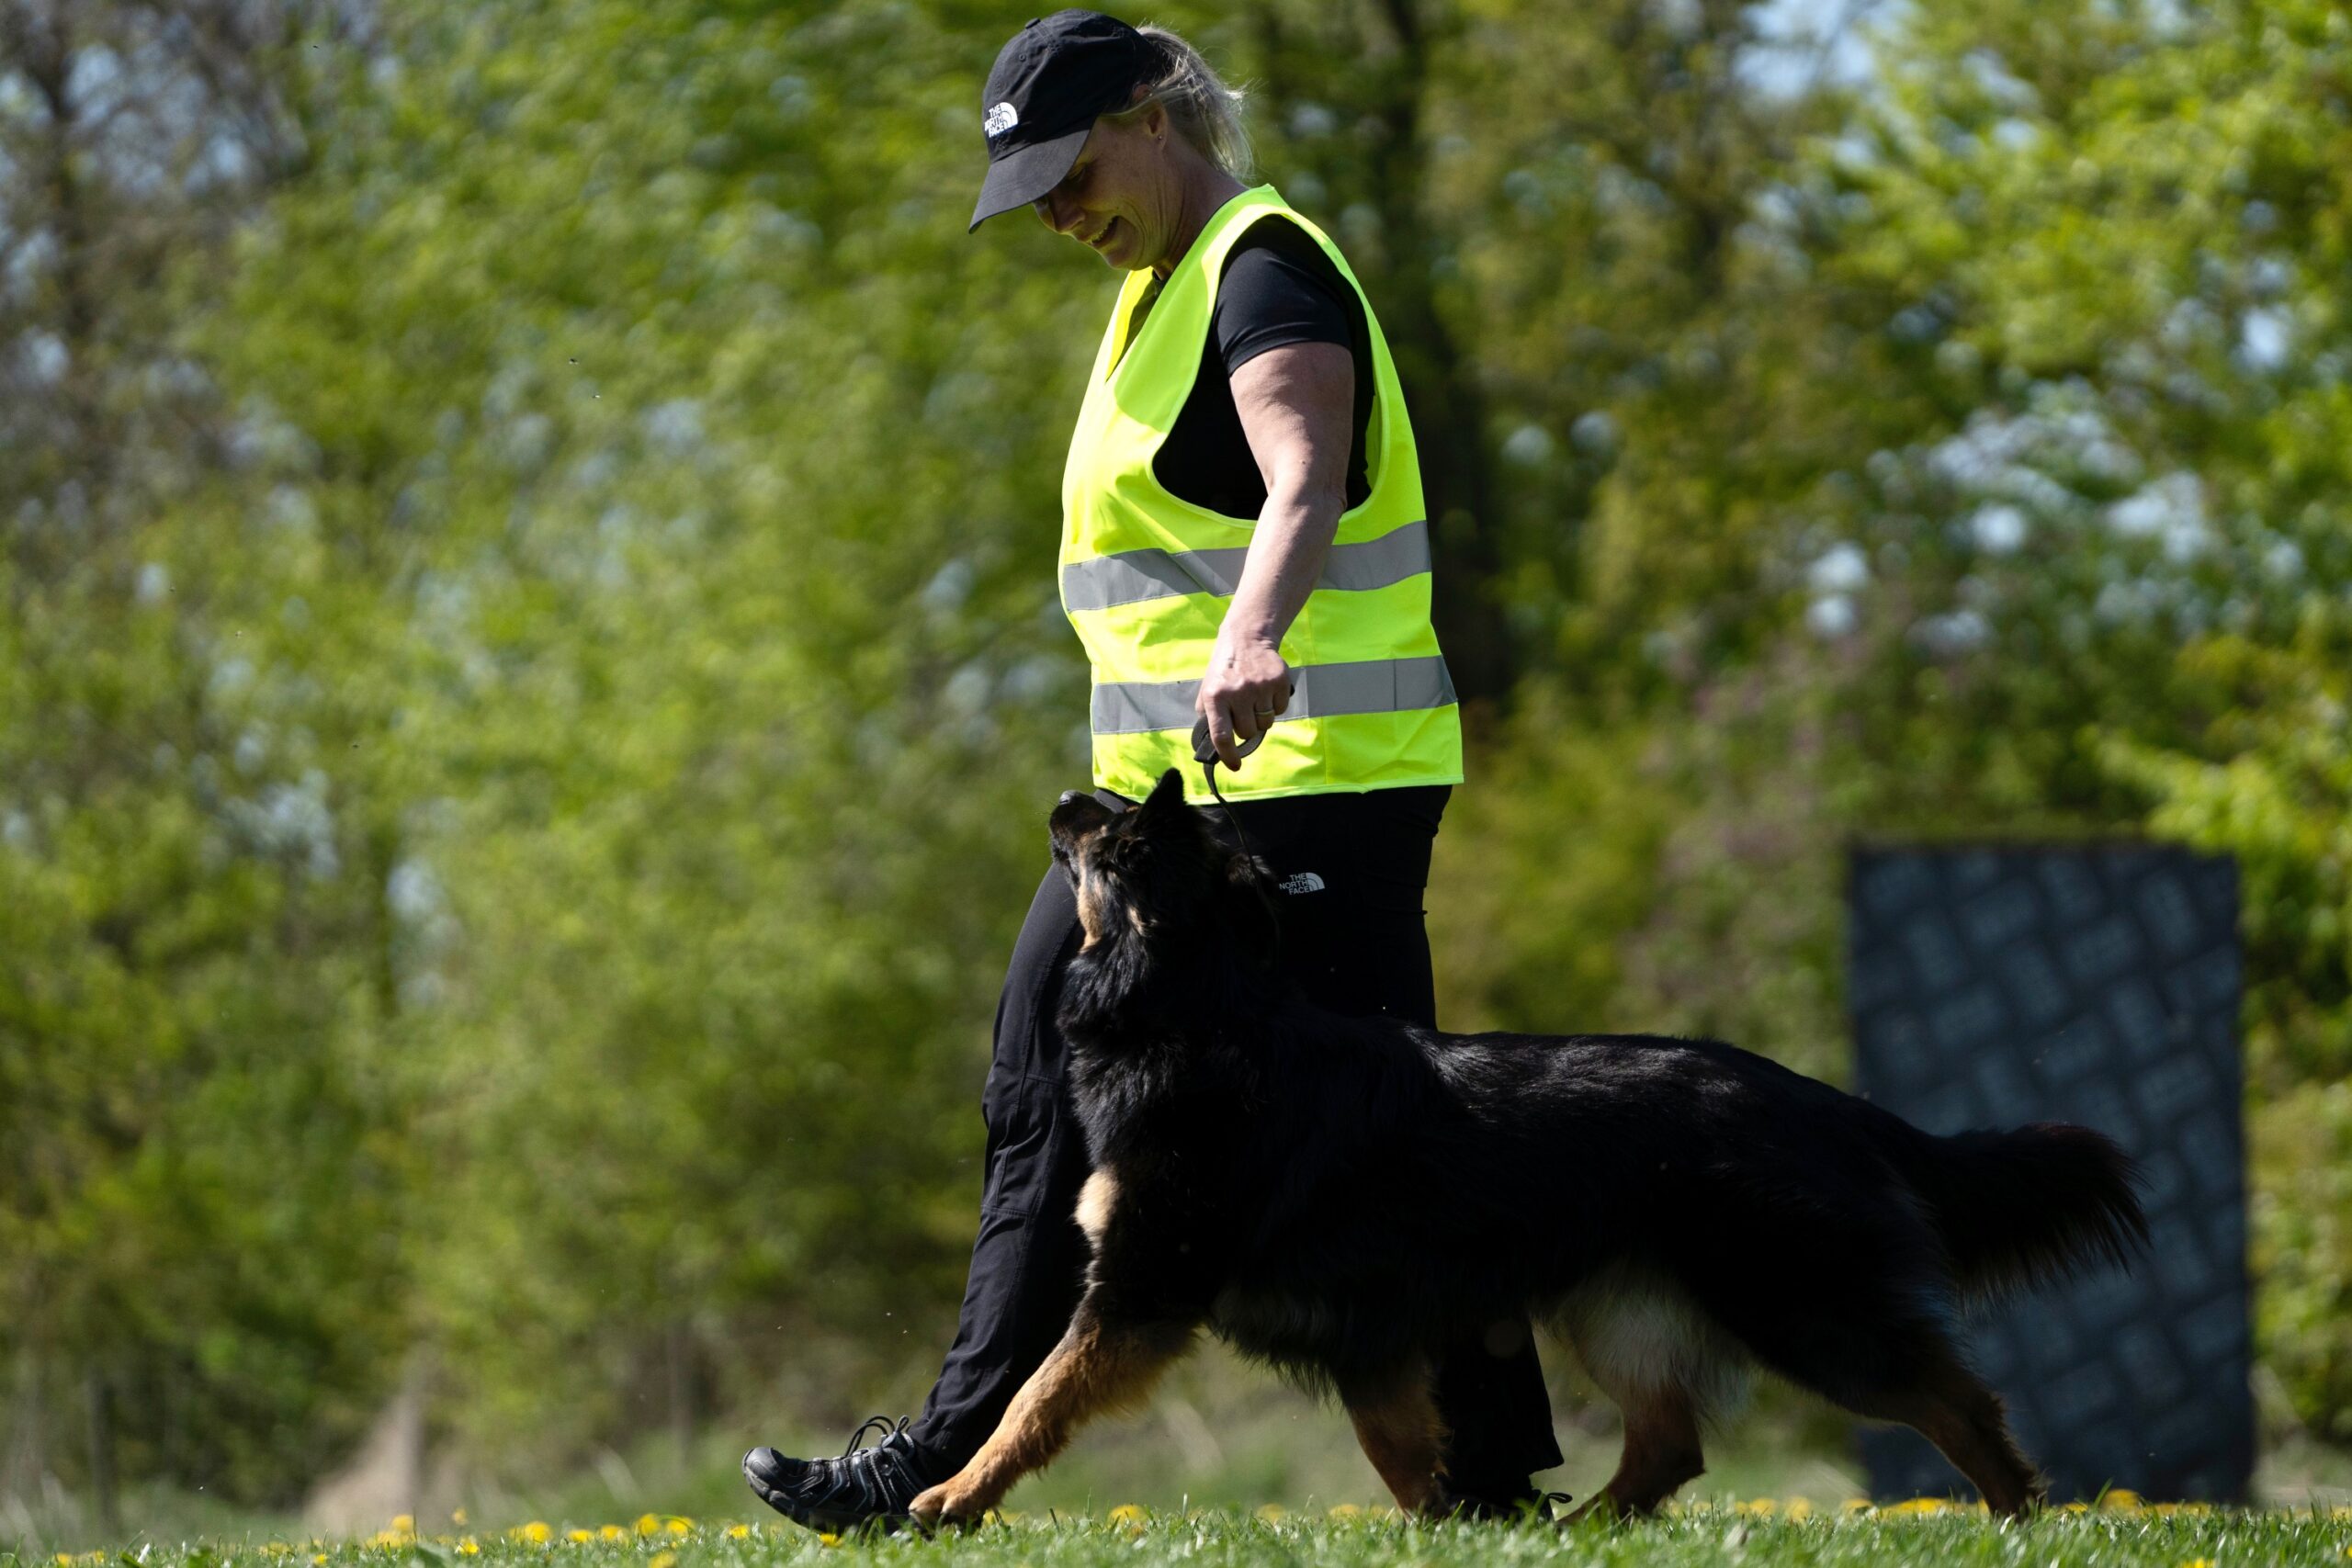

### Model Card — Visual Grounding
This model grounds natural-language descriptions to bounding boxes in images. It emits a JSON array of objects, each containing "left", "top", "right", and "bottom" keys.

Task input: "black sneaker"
[{"left": 742, "top": 1416, "right": 934, "bottom": 1534}]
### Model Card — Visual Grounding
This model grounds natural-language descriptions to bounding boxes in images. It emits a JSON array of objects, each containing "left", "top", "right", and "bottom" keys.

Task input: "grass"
[
  {"left": 10, "top": 1349, "right": 2350, "bottom": 1565},
  {"left": 4, "top": 1499, "right": 2348, "bottom": 1568}
]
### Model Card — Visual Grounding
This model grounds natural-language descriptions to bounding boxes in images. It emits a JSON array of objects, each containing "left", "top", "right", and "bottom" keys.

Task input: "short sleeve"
[{"left": 1212, "top": 221, "right": 1355, "bottom": 377}]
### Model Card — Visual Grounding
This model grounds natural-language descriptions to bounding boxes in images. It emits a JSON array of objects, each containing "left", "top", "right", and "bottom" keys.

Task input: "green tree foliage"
[{"left": 1442, "top": 0, "right": 2352, "bottom": 1433}]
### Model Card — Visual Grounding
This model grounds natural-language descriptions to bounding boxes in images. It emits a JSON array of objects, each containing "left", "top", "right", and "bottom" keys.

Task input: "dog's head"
[{"left": 1048, "top": 769, "right": 1279, "bottom": 962}]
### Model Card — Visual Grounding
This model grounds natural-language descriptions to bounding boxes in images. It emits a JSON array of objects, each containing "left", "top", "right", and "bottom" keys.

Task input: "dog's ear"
[{"left": 1137, "top": 767, "right": 1189, "bottom": 824}]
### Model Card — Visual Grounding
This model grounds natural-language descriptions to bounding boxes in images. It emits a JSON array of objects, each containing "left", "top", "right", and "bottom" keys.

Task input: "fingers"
[
  {"left": 1205, "top": 702, "right": 1240, "bottom": 771},
  {"left": 1195, "top": 660, "right": 1293, "bottom": 772}
]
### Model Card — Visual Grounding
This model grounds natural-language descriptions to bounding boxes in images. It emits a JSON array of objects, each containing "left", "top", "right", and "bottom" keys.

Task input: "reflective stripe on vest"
[
  {"left": 1061, "top": 519, "right": 1432, "bottom": 614},
  {"left": 1057, "top": 185, "right": 1463, "bottom": 804},
  {"left": 1091, "top": 655, "right": 1457, "bottom": 735}
]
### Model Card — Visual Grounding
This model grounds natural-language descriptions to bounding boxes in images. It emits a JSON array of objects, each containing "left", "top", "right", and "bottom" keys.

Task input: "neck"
[
  {"left": 1057, "top": 926, "right": 1282, "bottom": 1052},
  {"left": 1151, "top": 161, "right": 1250, "bottom": 280}
]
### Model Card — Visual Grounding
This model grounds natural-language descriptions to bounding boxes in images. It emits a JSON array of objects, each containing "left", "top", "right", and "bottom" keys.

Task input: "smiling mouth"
[{"left": 1082, "top": 217, "right": 1116, "bottom": 247}]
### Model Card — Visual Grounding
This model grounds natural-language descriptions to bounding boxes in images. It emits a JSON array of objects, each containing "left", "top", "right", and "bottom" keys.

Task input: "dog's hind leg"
[
  {"left": 1705, "top": 1277, "right": 2044, "bottom": 1517},
  {"left": 1851, "top": 1362, "right": 2045, "bottom": 1517},
  {"left": 908, "top": 1300, "right": 1195, "bottom": 1529},
  {"left": 1337, "top": 1359, "right": 1453, "bottom": 1517},
  {"left": 1558, "top": 1274, "right": 1722, "bottom": 1519},
  {"left": 1563, "top": 1382, "right": 1705, "bottom": 1522}
]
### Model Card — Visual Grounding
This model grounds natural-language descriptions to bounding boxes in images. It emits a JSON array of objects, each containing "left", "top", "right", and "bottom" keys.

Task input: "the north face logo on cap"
[
  {"left": 1279, "top": 872, "right": 1326, "bottom": 895},
  {"left": 984, "top": 101, "right": 1019, "bottom": 138}
]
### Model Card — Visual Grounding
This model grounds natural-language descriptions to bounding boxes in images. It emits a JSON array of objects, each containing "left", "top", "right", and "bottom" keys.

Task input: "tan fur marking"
[
  {"left": 1564, "top": 1382, "right": 1706, "bottom": 1521},
  {"left": 1074, "top": 863, "right": 1107, "bottom": 949},
  {"left": 909, "top": 1312, "right": 1193, "bottom": 1527},
  {"left": 1074, "top": 1169, "right": 1118, "bottom": 1243},
  {"left": 1340, "top": 1363, "right": 1452, "bottom": 1517},
  {"left": 1873, "top": 1370, "right": 2045, "bottom": 1517}
]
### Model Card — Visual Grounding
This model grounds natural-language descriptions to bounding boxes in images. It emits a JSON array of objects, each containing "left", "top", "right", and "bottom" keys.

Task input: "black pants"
[{"left": 907, "top": 783, "right": 1562, "bottom": 1492}]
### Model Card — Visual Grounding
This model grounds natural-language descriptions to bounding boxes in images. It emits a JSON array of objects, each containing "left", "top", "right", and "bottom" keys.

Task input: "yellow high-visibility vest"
[{"left": 1058, "top": 184, "right": 1463, "bottom": 804}]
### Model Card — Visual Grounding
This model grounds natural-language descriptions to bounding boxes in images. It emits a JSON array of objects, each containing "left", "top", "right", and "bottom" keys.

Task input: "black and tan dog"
[{"left": 908, "top": 771, "right": 2149, "bottom": 1528}]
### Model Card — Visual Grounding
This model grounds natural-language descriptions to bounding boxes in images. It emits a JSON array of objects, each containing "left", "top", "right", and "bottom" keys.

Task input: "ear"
[{"left": 1139, "top": 767, "right": 1190, "bottom": 820}]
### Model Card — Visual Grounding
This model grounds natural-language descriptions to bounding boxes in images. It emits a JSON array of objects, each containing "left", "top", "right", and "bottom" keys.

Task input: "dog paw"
[{"left": 908, "top": 1482, "right": 983, "bottom": 1531}]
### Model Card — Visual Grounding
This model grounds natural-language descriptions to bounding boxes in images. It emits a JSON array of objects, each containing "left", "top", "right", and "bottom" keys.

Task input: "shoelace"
[{"left": 838, "top": 1414, "right": 910, "bottom": 1460}]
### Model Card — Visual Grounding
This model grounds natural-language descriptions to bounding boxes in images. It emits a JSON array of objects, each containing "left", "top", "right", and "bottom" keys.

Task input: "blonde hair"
[{"left": 1105, "top": 25, "right": 1254, "bottom": 182}]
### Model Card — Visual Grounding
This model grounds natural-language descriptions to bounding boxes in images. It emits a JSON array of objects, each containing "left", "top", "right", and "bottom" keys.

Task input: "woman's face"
[{"left": 1030, "top": 105, "right": 1180, "bottom": 272}]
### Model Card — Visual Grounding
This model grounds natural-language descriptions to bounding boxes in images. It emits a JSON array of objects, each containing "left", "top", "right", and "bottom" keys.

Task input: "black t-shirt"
[{"left": 1136, "top": 218, "right": 1374, "bottom": 520}]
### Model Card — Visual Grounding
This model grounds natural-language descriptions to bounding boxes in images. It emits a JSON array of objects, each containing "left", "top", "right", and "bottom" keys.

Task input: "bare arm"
[{"left": 1195, "top": 339, "right": 1354, "bottom": 769}]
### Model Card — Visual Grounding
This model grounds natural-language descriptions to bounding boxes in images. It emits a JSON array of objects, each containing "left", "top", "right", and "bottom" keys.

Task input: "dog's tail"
[{"left": 1890, "top": 1121, "right": 2151, "bottom": 1299}]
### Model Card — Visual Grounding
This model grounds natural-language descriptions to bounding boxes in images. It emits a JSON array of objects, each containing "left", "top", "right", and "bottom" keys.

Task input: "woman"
[{"left": 744, "top": 9, "right": 1560, "bottom": 1529}]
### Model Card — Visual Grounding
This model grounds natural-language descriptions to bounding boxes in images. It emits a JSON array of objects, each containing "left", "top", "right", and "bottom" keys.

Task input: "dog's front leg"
[
  {"left": 1339, "top": 1359, "right": 1453, "bottom": 1517},
  {"left": 909, "top": 1298, "right": 1194, "bottom": 1529}
]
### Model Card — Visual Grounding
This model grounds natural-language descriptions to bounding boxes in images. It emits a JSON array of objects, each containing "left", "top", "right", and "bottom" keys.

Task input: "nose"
[
  {"left": 1033, "top": 188, "right": 1077, "bottom": 234},
  {"left": 1058, "top": 790, "right": 1089, "bottom": 807}
]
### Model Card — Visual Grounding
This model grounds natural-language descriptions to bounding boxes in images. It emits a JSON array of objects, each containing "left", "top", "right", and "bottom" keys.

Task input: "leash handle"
[
  {"left": 1188, "top": 680, "right": 1294, "bottom": 862},
  {"left": 1188, "top": 677, "right": 1295, "bottom": 770},
  {"left": 1190, "top": 715, "right": 1266, "bottom": 767}
]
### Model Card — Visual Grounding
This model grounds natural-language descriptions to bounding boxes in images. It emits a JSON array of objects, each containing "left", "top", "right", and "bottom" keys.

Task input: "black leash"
[{"left": 1188, "top": 682, "right": 1291, "bottom": 863}]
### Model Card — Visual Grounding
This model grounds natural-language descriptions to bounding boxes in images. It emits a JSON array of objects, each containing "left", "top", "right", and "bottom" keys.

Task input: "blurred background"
[{"left": 3, "top": 0, "right": 2348, "bottom": 1548}]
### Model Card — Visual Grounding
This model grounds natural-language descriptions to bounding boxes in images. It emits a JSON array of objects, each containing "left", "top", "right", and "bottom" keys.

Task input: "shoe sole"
[{"left": 741, "top": 1450, "right": 910, "bottom": 1536}]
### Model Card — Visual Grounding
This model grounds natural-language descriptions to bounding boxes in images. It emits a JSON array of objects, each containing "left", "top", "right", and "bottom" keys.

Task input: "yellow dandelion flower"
[
  {"left": 1785, "top": 1499, "right": 1814, "bottom": 1522},
  {"left": 634, "top": 1514, "right": 662, "bottom": 1538},
  {"left": 1253, "top": 1504, "right": 1286, "bottom": 1524},
  {"left": 724, "top": 1525, "right": 752, "bottom": 1540},
  {"left": 458, "top": 1540, "right": 480, "bottom": 1556},
  {"left": 567, "top": 1530, "right": 594, "bottom": 1543},
  {"left": 649, "top": 1551, "right": 677, "bottom": 1568},
  {"left": 314, "top": 1556, "right": 329, "bottom": 1564},
  {"left": 453, "top": 1510, "right": 469, "bottom": 1527},
  {"left": 2182, "top": 1558, "right": 2211, "bottom": 1568},
  {"left": 2100, "top": 1488, "right": 2144, "bottom": 1513},
  {"left": 1106, "top": 1504, "right": 1147, "bottom": 1525},
  {"left": 57, "top": 1552, "right": 75, "bottom": 1564},
  {"left": 662, "top": 1518, "right": 691, "bottom": 1538},
  {"left": 1883, "top": 1497, "right": 1949, "bottom": 1515},
  {"left": 391, "top": 1515, "right": 416, "bottom": 1534},
  {"left": 817, "top": 1532, "right": 840, "bottom": 1548},
  {"left": 599, "top": 1525, "right": 626, "bottom": 1542},
  {"left": 512, "top": 1521, "right": 553, "bottom": 1545},
  {"left": 1736, "top": 1498, "right": 1776, "bottom": 1517},
  {"left": 1839, "top": 1499, "right": 1871, "bottom": 1515},
  {"left": 1326, "top": 1503, "right": 1363, "bottom": 1520}
]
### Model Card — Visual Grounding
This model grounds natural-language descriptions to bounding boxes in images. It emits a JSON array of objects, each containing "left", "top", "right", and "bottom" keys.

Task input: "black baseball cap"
[{"left": 969, "top": 10, "right": 1165, "bottom": 233}]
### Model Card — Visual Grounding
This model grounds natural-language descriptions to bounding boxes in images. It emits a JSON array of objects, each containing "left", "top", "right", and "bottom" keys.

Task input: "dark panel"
[{"left": 1847, "top": 845, "right": 2249, "bottom": 1503}]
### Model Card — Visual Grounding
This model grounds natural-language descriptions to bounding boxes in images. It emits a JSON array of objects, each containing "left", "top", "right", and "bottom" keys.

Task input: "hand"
[{"left": 1195, "top": 633, "right": 1291, "bottom": 771}]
